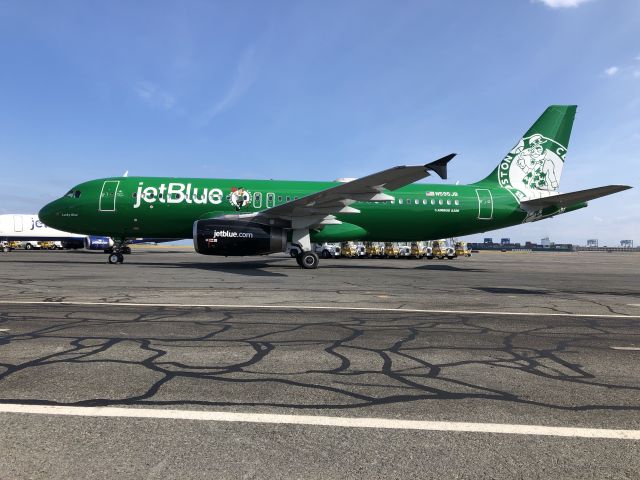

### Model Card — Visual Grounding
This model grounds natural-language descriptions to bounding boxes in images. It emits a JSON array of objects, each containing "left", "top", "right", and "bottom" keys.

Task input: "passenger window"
[
  {"left": 267, "top": 193, "right": 275, "bottom": 208},
  {"left": 438, "top": 199, "right": 443, "bottom": 205},
  {"left": 286, "top": 196, "right": 290, "bottom": 202},
  {"left": 454, "top": 200, "right": 459, "bottom": 206},
  {"left": 422, "top": 199, "right": 427, "bottom": 205},
  {"left": 399, "top": 199, "right": 403, "bottom": 205},
  {"left": 446, "top": 200, "right": 451, "bottom": 205},
  {"left": 414, "top": 199, "right": 419, "bottom": 205},
  {"left": 431, "top": 199, "right": 435, "bottom": 205}
]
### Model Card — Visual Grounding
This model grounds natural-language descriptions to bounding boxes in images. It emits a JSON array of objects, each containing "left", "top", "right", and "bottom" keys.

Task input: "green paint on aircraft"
[{"left": 39, "top": 106, "right": 631, "bottom": 268}]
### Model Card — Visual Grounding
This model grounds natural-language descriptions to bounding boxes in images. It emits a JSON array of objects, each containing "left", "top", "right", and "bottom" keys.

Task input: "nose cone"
[{"left": 39, "top": 200, "right": 61, "bottom": 227}]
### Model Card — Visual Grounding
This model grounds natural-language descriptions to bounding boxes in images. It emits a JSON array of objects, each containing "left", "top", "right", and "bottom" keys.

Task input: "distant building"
[
  {"left": 500, "top": 238, "right": 511, "bottom": 245},
  {"left": 621, "top": 240, "right": 634, "bottom": 248},
  {"left": 587, "top": 239, "right": 598, "bottom": 248},
  {"left": 484, "top": 237, "right": 493, "bottom": 244},
  {"left": 541, "top": 237, "right": 551, "bottom": 248}
]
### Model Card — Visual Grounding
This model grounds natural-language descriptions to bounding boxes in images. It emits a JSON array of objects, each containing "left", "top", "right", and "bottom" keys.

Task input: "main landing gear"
[
  {"left": 107, "top": 238, "right": 127, "bottom": 264},
  {"left": 296, "top": 251, "right": 319, "bottom": 269},
  {"left": 292, "top": 228, "right": 319, "bottom": 269}
]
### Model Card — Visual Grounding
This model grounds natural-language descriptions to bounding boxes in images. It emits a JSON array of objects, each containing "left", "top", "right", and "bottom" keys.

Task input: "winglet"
[{"left": 425, "top": 153, "right": 456, "bottom": 180}]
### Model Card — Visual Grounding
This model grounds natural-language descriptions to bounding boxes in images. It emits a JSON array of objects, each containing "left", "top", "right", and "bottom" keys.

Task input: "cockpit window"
[
  {"left": 65, "top": 189, "right": 75, "bottom": 198},
  {"left": 74, "top": 190, "right": 81, "bottom": 198}
]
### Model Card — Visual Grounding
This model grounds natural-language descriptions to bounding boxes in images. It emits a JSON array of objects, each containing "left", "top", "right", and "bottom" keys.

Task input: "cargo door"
[
  {"left": 99, "top": 181, "right": 120, "bottom": 212},
  {"left": 475, "top": 189, "right": 493, "bottom": 220},
  {"left": 13, "top": 216, "right": 23, "bottom": 232}
]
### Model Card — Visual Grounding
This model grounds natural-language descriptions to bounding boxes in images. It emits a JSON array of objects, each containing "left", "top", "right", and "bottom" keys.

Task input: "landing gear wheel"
[
  {"left": 299, "top": 251, "right": 319, "bottom": 269},
  {"left": 108, "top": 253, "right": 124, "bottom": 264},
  {"left": 123, "top": 246, "right": 132, "bottom": 255},
  {"left": 321, "top": 250, "right": 331, "bottom": 259}
]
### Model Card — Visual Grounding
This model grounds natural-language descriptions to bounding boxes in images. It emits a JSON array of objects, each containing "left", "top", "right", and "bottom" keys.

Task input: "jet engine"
[
  {"left": 193, "top": 219, "right": 286, "bottom": 256},
  {"left": 84, "top": 236, "right": 114, "bottom": 250}
]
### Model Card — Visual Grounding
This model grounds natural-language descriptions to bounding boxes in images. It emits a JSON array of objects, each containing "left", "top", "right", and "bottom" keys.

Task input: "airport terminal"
[{"left": 1, "top": 2, "right": 639, "bottom": 479}]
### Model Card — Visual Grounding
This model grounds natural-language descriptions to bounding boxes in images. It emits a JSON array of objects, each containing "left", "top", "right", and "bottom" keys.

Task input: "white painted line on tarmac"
[
  {"left": 0, "top": 300, "right": 638, "bottom": 319},
  {"left": 628, "top": 304, "right": 640, "bottom": 307},
  {"left": 611, "top": 346, "right": 640, "bottom": 351},
  {"left": 0, "top": 328, "right": 10, "bottom": 332},
  {"left": 0, "top": 404, "right": 637, "bottom": 440}
]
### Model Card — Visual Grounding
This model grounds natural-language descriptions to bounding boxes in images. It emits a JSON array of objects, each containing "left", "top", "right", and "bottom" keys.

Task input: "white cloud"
[
  {"left": 535, "top": 0, "right": 592, "bottom": 8},
  {"left": 633, "top": 71, "right": 640, "bottom": 78},
  {"left": 199, "top": 46, "right": 258, "bottom": 125},
  {"left": 134, "top": 81, "right": 176, "bottom": 110},
  {"left": 604, "top": 66, "right": 619, "bottom": 76}
]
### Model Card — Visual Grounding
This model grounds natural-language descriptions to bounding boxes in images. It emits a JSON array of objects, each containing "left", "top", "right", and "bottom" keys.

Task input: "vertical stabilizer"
[{"left": 475, "top": 105, "right": 577, "bottom": 201}]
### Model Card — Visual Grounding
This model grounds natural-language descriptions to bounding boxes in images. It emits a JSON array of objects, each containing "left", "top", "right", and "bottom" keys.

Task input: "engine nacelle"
[
  {"left": 194, "top": 219, "right": 286, "bottom": 256},
  {"left": 84, "top": 236, "right": 114, "bottom": 250}
]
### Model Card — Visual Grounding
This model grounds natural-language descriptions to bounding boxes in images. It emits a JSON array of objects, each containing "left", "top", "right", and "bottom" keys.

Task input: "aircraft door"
[
  {"left": 266, "top": 192, "right": 275, "bottom": 208},
  {"left": 475, "top": 189, "right": 493, "bottom": 220},
  {"left": 13, "top": 216, "right": 23, "bottom": 232},
  {"left": 99, "top": 180, "right": 120, "bottom": 212}
]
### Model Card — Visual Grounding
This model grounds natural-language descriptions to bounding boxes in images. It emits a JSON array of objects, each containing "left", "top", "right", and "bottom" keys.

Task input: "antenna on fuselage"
[{"left": 123, "top": 171, "right": 129, "bottom": 177}]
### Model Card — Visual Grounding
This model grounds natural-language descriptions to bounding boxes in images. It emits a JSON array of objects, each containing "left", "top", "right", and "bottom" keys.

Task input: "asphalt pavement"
[{"left": 0, "top": 249, "right": 639, "bottom": 479}]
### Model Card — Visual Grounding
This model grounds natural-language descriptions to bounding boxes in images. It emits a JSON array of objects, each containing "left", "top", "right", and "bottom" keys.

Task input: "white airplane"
[{"left": 0, "top": 214, "right": 114, "bottom": 251}]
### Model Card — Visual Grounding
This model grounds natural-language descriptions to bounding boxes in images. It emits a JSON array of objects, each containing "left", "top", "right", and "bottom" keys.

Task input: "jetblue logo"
[
  {"left": 133, "top": 182, "right": 223, "bottom": 209},
  {"left": 31, "top": 219, "right": 44, "bottom": 230}
]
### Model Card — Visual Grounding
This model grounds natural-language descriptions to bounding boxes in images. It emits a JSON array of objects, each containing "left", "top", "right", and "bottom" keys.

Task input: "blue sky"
[{"left": 0, "top": 0, "right": 638, "bottom": 245}]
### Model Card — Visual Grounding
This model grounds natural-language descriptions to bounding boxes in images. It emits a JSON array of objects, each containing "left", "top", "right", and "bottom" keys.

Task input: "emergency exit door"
[
  {"left": 475, "top": 189, "right": 493, "bottom": 220},
  {"left": 99, "top": 180, "right": 120, "bottom": 212}
]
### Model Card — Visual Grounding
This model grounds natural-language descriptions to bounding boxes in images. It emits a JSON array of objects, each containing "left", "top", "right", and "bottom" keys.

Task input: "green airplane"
[{"left": 39, "top": 105, "right": 631, "bottom": 269}]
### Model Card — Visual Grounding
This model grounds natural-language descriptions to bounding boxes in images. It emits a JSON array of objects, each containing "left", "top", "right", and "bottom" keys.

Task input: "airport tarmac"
[{"left": 0, "top": 249, "right": 639, "bottom": 479}]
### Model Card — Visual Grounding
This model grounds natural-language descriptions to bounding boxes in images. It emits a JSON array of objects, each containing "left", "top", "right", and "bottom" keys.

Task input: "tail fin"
[{"left": 475, "top": 105, "right": 577, "bottom": 201}]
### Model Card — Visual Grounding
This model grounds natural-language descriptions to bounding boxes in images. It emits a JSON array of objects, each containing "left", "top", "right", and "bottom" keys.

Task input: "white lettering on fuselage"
[{"left": 133, "top": 182, "right": 223, "bottom": 209}]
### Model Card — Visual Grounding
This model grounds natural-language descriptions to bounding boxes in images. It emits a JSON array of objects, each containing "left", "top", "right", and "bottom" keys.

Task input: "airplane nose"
[{"left": 39, "top": 200, "right": 59, "bottom": 226}]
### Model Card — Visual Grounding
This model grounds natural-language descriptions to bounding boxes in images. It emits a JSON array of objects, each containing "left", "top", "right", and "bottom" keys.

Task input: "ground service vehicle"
[
  {"left": 384, "top": 242, "right": 400, "bottom": 258},
  {"left": 315, "top": 242, "right": 341, "bottom": 258},
  {"left": 365, "top": 242, "right": 384, "bottom": 258},
  {"left": 340, "top": 241, "right": 359, "bottom": 258},
  {"left": 398, "top": 244, "right": 411, "bottom": 258},
  {"left": 455, "top": 241, "right": 472, "bottom": 257},
  {"left": 411, "top": 242, "right": 424, "bottom": 259},
  {"left": 40, "top": 106, "right": 631, "bottom": 269},
  {"left": 432, "top": 240, "right": 455, "bottom": 259}
]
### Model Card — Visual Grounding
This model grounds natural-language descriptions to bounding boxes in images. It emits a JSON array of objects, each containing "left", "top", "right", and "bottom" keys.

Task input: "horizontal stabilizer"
[
  {"left": 425, "top": 153, "right": 456, "bottom": 180},
  {"left": 520, "top": 185, "right": 631, "bottom": 210}
]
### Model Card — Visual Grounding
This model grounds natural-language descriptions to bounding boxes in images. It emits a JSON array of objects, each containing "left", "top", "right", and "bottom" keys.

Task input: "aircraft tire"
[
  {"left": 300, "top": 251, "right": 319, "bottom": 269},
  {"left": 108, "top": 253, "right": 124, "bottom": 264},
  {"left": 123, "top": 246, "right": 132, "bottom": 255},
  {"left": 322, "top": 250, "right": 331, "bottom": 259}
]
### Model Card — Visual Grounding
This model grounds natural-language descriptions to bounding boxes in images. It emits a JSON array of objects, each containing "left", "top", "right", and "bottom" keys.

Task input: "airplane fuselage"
[{"left": 38, "top": 176, "right": 573, "bottom": 243}]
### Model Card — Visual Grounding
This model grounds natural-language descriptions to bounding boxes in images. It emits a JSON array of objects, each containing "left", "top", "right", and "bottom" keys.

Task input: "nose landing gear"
[
  {"left": 108, "top": 252, "right": 124, "bottom": 264},
  {"left": 107, "top": 238, "right": 127, "bottom": 264}
]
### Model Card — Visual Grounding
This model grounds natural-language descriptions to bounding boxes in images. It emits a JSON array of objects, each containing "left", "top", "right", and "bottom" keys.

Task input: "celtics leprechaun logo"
[
  {"left": 498, "top": 134, "right": 566, "bottom": 200},
  {"left": 229, "top": 187, "right": 252, "bottom": 210}
]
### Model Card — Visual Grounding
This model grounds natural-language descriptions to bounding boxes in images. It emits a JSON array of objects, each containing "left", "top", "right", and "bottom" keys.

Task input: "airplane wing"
[
  {"left": 519, "top": 185, "right": 631, "bottom": 210},
  {"left": 223, "top": 154, "right": 455, "bottom": 226}
]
